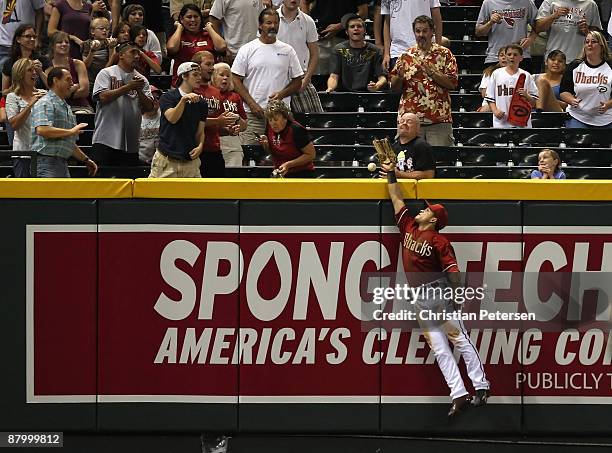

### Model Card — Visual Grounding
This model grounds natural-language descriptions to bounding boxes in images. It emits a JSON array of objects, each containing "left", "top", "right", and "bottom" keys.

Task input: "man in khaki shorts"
[{"left": 150, "top": 62, "right": 208, "bottom": 178}]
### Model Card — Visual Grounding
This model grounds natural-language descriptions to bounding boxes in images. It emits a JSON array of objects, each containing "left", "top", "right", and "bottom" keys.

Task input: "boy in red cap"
[{"left": 382, "top": 161, "right": 490, "bottom": 418}]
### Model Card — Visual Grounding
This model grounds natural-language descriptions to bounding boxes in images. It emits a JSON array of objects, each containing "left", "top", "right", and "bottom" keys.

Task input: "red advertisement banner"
[{"left": 27, "top": 225, "right": 612, "bottom": 404}]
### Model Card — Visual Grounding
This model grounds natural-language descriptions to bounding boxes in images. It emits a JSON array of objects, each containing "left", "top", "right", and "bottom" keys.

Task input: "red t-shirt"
[
  {"left": 218, "top": 90, "right": 246, "bottom": 136},
  {"left": 265, "top": 120, "right": 314, "bottom": 173},
  {"left": 195, "top": 83, "right": 222, "bottom": 153},
  {"left": 171, "top": 30, "right": 214, "bottom": 86},
  {"left": 135, "top": 50, "right": 159, "bottom": 77},
  {"left": 395, "top": 206, "right": 458, "bottom": 285}
]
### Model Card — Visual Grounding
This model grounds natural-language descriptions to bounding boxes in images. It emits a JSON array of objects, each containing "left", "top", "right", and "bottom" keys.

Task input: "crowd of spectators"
[{"left": 0, "top": 0, "right": 611, "bottom": 179}]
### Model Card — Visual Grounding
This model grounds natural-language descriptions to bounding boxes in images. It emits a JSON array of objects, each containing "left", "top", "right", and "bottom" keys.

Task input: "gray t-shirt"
[
  {"left": 477, "top": 0, "right": 538, "bottom": 63},
  {"left": 536, "top": 0, "right": 602, "bottom": 62},
  {"left": 92, "top": 65, "right": 152, "bottom": 153},
  {"left": 210, "top": 0, "right": 264, "bottom": 56}
]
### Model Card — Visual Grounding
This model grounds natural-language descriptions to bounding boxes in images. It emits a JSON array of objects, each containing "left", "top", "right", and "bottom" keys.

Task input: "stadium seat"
[
  {"left": 310, "top": 129, "right": 357, "bottom": 145},
  {"left": 457, "top": 74, "right": 482, "bottom": 92},
  {"left": 564, "top": 129, "right": 610, "bottom": 147},
  {"left": 455, "top": 55, "right": 486, "bottom": 73},
  {"left": 442, "top": 5, "right": 480, "bottom": 20},
  {"left": 442, "top": 21, "right": 476, "bottom": 40},
  {"left": 454, "top": 112, "right": 492, "bottom": 128},
  {"left": 432, "top": 146, "right": 459, "bottom": 166},
  {"left": 436, "top": 166, "right": 511, "bottom": 178},
  {"left": 459, "top": 148, "right": 510, "bottom": 166},
  {"left": 456, "top": 128, "right": 507, "bottom": 145},
  {"left": 511, "top": 149, "right": 540, "bottom": 166},
  {"left": 451, "top": 94, "right": 483, "bottom": 111},
  {"left": 562, "top": 167, "right": 612, "bottom": 179},
  {"left": 562, "top": 149, "right": 612, "bottom": 167},
  {"left": 509, "top": 167, "right": 536, "bottom": 179},
  {"left": 449, "top": 40, "right": 488, "bottom": 55},
  {"left": 360, "top": 93, "right": 401, "bottom": 112},
  {"left": 531, "top": 112, "right": 566, "bottom": 128}
]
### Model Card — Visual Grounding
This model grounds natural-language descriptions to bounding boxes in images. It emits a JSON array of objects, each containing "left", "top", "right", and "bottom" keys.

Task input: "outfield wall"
[{"left": 1, "top": 179, "right": 611, "bottom": 435}]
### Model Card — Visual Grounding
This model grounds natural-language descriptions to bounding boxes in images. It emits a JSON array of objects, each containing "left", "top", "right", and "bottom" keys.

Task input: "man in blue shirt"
[
  {"left": 32, "top": 67, "right": 97, "bottom": 178},
  {"left": 150, "top": 61, "right": 208, "bottom": 178}
]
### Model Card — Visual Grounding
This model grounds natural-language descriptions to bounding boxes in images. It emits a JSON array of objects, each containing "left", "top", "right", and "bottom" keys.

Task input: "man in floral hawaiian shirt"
[{"left": 390, "top": 15, "right": 457, "bottom": 146}]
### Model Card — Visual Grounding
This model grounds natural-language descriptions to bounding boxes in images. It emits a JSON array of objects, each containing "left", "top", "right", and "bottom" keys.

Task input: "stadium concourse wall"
[{"left": 0, "top": 179, "right": 611, "bottom": 437}]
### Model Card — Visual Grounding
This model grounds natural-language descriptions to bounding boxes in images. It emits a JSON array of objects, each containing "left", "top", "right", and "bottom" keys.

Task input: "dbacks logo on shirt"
[
  {"left": 403, "top": 232, "right": 433, "bottom": 257},
  {"left": 492, "top": 8, "right": 527, "bottom": 27},
  {"left": 575, "top": 71, "right": 609, "bottom": 86},
  {"left": 109, "top": 76, "right": 138, "bottom": 98},
  {"left": 222, "top": 99, "right": 239, "bottom": 113},
  {"left": 181, "top": 40, "right": 208, "bottom": 48},
  {"left": 497, "top": 83, "right": 516, "bottom": 97}
]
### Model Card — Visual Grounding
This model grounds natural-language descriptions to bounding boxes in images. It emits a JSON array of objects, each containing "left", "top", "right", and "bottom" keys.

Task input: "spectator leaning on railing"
[
  {"left": 531, "top": 148, "right": 566, "bottom": 179},
  {"left": 378, "top": 112, "right": 435, "bottom": 181},
  {"left": 31, "top": 67, "right": 97, "bottom": 177}
]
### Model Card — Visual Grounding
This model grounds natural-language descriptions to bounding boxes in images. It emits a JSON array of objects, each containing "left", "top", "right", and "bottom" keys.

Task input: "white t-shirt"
[
  {"left": 277, "top": 7, "right": 318, "bottom": 72},
  {"left": 0, "top": 0, "right": 45, "bottom": 48},
  {"left": 381, "top": 0, "right": 440, "bottom": 59},
  {"left": 485, "top": 67, "right": 538, "bottom": 128},
  {"left": 560, "top": 59, "right": 612, "bottom": 126},
  {"left": 231, "top": 38, "right": 303, "bottom": 111},
  {"left": 6, "top": 92, "right": 35, "bottom": 151},
  {"left": 479, "top": 73, "right": 491, "bottom": 107},
  {"left": 210, "top": 0, "right": 264, "bottom": 56}
]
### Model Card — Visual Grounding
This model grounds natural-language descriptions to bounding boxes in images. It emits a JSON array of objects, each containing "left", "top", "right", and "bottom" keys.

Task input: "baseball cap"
[
  {"left": 341, "top": 13, "right": 362, "bottom": 30},
  {"left": 425, "top": 200, "right": 448, "bottom": 230},
  {"left": 176, "top": 62, "right": 200, "bottom": 77},
  {"left": 116, "top": 41, "right": 137, "bottom": 54}
]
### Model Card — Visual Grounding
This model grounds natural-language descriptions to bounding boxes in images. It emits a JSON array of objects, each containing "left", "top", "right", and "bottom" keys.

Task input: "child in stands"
[
  {"left": 485, "top": 44, "right": 538, "bottom": 128},
  {"left": 130, "top": 25, "right": 161, "bottom": 77}
]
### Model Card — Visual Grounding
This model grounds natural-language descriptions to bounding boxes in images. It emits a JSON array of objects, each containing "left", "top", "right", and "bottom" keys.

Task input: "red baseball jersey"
[
  {"left": 195, "top": 83, "right": 222, "bottom": 153},
  {"left": 396, "top": 206, "right": 459, "bottom": 285},
  {"left": 171, "top": 31, "right": 215, "bottom": 85}
]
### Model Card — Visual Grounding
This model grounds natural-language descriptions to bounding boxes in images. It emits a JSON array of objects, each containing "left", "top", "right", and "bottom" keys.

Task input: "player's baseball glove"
[{"left": 372, "top": 138, "right": 397, "bottom": 165}]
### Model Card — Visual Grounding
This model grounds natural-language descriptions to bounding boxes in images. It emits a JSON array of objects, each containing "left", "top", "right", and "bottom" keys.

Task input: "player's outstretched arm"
[{"left": 382, "top": 161, "right": 405, "bottom": 214}]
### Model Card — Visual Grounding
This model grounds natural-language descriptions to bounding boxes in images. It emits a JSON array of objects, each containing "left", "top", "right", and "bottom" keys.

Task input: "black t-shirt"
[
  {"left": 393, "top": 137, "right": 436, "bottom": 173},
  {"left": 159, "top": 88, "right": 208, "bottom": 160},
  {"left": 330, "top": 42, "right": 384, "bottom": 91},
  {"left": 2, "top": 53, "right": 51, "bottom": 89},
  {"left": 310, "top": 0, "right": 368, "bottom": 30}
]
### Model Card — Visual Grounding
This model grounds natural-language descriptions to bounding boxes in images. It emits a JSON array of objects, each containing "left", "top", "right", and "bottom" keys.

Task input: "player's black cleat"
[
  {"left": 448, "top": 394, "right": 471, "bottom": 417},
  {"left": 472, "top": 389, "right": 490, "bottom": 407}
]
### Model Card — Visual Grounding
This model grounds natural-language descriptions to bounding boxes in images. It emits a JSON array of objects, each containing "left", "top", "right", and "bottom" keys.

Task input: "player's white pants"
[{"left": 417, "top": 281, "right": 489, "bottom": 399}]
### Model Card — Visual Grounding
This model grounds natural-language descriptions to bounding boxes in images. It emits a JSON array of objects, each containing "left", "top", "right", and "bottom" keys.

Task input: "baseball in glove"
[{"left": 372, "top": 138, "right": 397, "bottom": 166}]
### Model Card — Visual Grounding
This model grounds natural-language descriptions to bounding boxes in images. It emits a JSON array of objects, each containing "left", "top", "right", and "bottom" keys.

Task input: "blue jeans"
[
  {"left": 565, "top": 116, "right": 612, "bottom": 128},
  {"left": 37, "top": 155, "right": 70, "bottom": 178}
]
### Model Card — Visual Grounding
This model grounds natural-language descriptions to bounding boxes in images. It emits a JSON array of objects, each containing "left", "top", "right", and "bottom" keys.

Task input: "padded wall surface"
[
  {"left": 96, "top": 200, "right": 239, "bottom": 432},
  {"left": 238, "top": 202, "right": 381, "bottom": 432},
  {"left": 0, "top": 201, "right": 97, "bottom": 430}
]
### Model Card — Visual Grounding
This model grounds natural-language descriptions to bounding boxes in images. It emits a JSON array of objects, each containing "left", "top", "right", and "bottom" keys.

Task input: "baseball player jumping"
[{"left": 382, "top": 161, "right": 490, "bottom": 417}]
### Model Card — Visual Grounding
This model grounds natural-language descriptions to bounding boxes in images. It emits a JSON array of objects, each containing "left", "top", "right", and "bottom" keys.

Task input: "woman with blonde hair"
[
  {"left": 212, "top": 62, "right": 247, "bottom": 166},
  {"left": 560, "top": 31, "right": 612, "bottom": 128},
  {"left": 257, "top": 100, "right": 316, "bottom": 178},
  {"left": 5, "top": 58, "right": 46, "bottom": 176}
]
